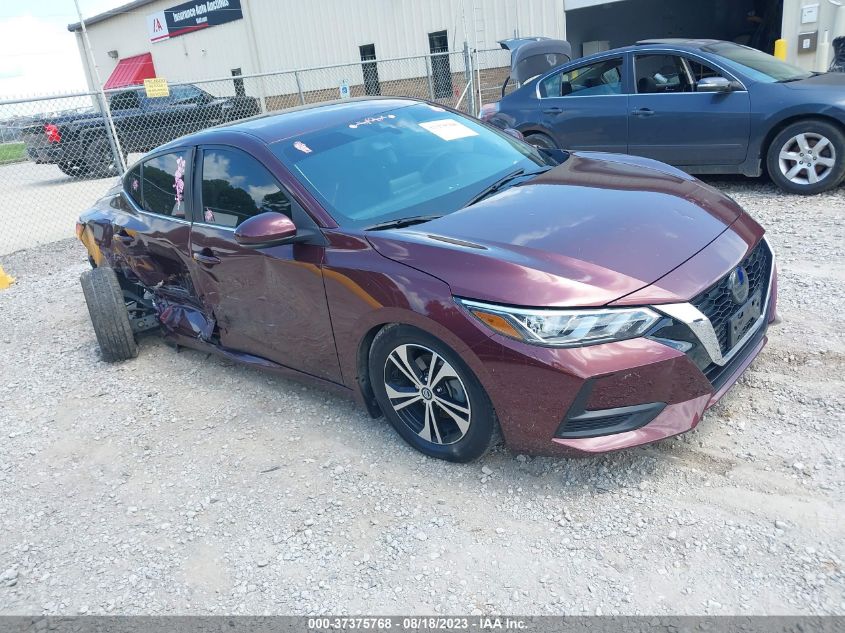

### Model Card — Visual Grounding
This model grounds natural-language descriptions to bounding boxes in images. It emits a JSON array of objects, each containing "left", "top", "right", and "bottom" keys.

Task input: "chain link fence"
[{"left": 0, "top": 47, "right": 510, "bottom": 256}]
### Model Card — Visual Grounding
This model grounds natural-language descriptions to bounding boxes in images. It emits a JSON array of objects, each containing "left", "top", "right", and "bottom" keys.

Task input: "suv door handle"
[
  {"left": 631, "top": 108, "right": 655, "bottom": 117},
  {"left": 193, "top": 251, "right": 221, "bottom": 266},
  {"left": 542, "top": 107, "right": 563, "bottom": 114}
]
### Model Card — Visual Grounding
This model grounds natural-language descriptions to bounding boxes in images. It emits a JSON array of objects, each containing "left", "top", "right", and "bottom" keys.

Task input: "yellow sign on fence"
[{"left": 143, "top": 77, "right": 170, "bottom": 98}]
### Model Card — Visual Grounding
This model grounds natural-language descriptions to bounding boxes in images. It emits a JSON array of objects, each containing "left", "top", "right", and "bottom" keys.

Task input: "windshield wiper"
[
  {"left": 364, "top": 214, "right": 443, "bottom": 231},
  {"left": 463, "top": 166, "right": 552, "bottom": 208}
]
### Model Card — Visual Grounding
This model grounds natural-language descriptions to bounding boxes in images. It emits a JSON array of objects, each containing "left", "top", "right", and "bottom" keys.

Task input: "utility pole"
[{"left": 73, "top": 0, "right": 126, "bottom": 173}]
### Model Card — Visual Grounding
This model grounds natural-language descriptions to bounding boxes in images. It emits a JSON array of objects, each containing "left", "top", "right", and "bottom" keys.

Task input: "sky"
[{"left": 0, "top": 0, "right": 128, "bottom": 98}]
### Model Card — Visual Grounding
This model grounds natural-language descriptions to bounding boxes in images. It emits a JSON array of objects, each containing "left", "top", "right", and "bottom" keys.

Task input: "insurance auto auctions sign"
[{"left": 147, "top": 0, "right": 243, "bottom": 44}]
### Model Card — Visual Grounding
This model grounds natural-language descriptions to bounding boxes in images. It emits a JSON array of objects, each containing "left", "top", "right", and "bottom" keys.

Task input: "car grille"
[
  {"left": 690, "top": 240, "right": 772, "bottom": 356},
  {"left": 702, "top": 319, "right": 768, "bottom": 391}
]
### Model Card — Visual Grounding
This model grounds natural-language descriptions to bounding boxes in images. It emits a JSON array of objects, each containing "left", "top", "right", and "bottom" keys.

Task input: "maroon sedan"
[{"left": 76, "top": 97, "right": 777, "bottom": 462}]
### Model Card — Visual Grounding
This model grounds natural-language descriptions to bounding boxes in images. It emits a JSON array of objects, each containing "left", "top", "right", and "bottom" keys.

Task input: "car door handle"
[
  {"left": 193, "top": 251, "right": 221, "bottom": 266},
  {"left": 542, "top": 107, "right": 563, "bottom": 114},
  {"left": 631, "top": 108, "right": 655, "bottom": 117}
]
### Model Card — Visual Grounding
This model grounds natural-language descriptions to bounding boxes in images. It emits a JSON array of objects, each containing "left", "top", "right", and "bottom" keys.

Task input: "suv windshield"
[
  {"left": 272, "top": 104, "right": 549, "bottom": 229},
  {"left": 704, "top": 42, "right": 813, "bottom": 83}
]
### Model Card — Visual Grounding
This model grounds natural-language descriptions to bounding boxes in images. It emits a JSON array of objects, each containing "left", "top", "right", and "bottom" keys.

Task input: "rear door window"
[
  {"left": 200, "top": 148, "right": 292, "bottom": 228},
  {"left": 109, "top": 91, "right": 141, "bottom": 110},
  {"left": 140, "top": 150, "right": 191, "bottom": 218},
  {"left": 124, "top": 164, "right": 142, "bottom": 207},
  {"left": 541, "top": 57, "right": 624, "bottom": 97}
]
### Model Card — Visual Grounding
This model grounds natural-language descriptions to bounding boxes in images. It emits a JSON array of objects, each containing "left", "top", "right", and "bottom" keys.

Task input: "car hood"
[
  {"left": 366, "top": 152, "right": 744, "bottom": 307},
  {"left": 782, "top": 72, "right": 845, "bottom": 89}
]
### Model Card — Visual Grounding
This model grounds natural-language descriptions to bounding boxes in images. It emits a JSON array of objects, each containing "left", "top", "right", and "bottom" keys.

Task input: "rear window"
[{"left": 123, "top": 150, "right": 191, "bottom": 218}]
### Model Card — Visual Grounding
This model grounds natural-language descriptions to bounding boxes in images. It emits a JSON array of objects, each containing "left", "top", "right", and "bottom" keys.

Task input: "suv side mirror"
[
  {"left": 696, "top": 76, "right": 733, "bottom": 93},
  {"left": 234, "top": 212, "right": 297, "bottom": 246}
]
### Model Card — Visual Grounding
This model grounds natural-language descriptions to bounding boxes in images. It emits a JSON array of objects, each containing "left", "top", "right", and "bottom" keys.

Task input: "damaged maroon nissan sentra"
[{"left": 76, "top": 97, "right": 777, "bottom": 462}]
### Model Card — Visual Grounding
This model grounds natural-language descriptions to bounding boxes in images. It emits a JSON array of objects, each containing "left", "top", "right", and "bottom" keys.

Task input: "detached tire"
[
  {"left": 369, "top": 325, "right": 495, "bottom": 462},
  {"left": 80, "top": 267, "right": 138, "bottom": 362},
  {"left": 766, "top": 119, "right": 845, "bottom": 194}
]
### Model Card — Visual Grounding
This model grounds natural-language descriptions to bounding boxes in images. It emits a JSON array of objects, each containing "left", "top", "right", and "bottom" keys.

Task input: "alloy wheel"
[
  {"left": 382, "top": 343, "right": 471, "bottom": 445},
  {"left": 778, "top": 132, "right": 837, "bottom": 186}
]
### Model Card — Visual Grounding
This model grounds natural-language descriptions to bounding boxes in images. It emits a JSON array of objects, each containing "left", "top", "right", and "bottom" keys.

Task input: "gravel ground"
[{"left": 0, "top": 178, "right": 843, "bottom": 616}]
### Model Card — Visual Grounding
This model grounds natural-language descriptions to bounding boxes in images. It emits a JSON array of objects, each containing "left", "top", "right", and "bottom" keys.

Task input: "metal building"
[{"left": 69, "top": 0, "right": 567, "bottom": 90}]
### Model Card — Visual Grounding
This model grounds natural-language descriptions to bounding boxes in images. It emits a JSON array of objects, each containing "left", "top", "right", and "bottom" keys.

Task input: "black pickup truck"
[{"left": 21, "top": 84, "right": 260, "bottom": 178}]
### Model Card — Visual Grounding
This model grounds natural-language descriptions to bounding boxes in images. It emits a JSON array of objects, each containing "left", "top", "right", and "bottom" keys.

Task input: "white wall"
[{"left": 781, "top": 0, "right": 845, "bottom": 71}]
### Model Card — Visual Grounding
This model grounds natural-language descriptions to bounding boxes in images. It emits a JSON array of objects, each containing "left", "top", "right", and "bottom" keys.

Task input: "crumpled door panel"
[{"left": 156, "top": 298, "right": 215, "bottom": 341}]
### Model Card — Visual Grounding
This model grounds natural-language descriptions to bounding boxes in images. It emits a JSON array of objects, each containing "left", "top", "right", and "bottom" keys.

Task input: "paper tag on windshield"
[{"left": 419, "top": 119, "right": 478, "bottom": 141}]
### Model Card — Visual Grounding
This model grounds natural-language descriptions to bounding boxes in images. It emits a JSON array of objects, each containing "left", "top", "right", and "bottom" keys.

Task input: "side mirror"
[
  {"left": 503, "top": 127, "right": 524, "bottom": 141},
  {"left": 696, "top": 76, "right": 733, "bottom": 93},
  {"left": 234, "top": 212, "right": 297, "bottom": 246}
]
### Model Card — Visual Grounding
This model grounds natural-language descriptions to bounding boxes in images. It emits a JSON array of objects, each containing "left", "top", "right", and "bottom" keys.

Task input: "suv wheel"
[
  {"left": 524, "top": 133, "right": 558, "bottom": 151},
  {"left": 80, "top": 267, "right": 138, "bottom": 362},
  {"left": 767, "top": 120, "right": 845, "bottom": 194},
  {"left": 369, "top": 325, "right": 495, "bottom": 462}
]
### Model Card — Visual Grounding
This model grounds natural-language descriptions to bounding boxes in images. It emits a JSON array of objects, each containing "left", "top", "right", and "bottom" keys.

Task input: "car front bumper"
[{"left": 467, "top": 242, "right": 777, "bottom": 457}]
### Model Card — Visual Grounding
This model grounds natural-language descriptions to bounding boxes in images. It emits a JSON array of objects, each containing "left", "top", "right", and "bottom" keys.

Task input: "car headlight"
[{"left": 457, "top": 298, "right": 659, "bottom": 347}]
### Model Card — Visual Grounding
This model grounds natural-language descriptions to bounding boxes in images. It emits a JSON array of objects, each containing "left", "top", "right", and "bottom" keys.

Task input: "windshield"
[
  {"left": 272, "top": 104, "right": 548, "bottom": 229},
  {"left": 704, "top": 42, "right": 813, "bottom": 83}
]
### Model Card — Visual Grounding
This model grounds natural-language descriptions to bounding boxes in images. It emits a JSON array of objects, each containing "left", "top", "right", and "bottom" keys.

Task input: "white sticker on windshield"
[{"left": 419, "top": 119, "right": 478, "bottom": 141}]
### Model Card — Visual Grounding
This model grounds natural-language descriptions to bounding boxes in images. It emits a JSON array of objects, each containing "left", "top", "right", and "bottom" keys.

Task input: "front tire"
[
  {"left": 80, "top": 267, "right": 138, "bottom": 362},
  {"left": 766, "top": 120, "right": 845, "bottom": 194},
  {"left": 369, "top": 325, "right": 495, "bottom": 462}
]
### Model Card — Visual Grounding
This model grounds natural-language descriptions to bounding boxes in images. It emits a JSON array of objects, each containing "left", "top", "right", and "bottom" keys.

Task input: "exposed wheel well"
[
  {"left": 357, "top": 323, "right": 388, "bottom": 419},
  {"left": 761, "top": 115, "right": 845, "bottom": 173}
]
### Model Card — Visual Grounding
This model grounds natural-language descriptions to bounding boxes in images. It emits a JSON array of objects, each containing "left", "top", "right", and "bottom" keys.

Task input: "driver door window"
[
  {"left": 541, "top": 57, "right": 623, "bottom": 97},
  {"left": 200, "top": 148, "right": 292, "bottom": 228},
  {"left": 634, "top": 54, "right": 692, "bottom": 93},
  {"left": 686, "top": 58, "right": 724, "bottom": 87}
]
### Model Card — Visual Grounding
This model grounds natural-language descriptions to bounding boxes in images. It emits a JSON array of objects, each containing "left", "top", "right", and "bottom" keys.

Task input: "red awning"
[{"left": 103, "top": 53, "right": 156, "bottom": 90}]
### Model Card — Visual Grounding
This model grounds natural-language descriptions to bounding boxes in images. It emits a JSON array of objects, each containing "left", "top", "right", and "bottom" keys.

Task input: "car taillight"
[
  {"left": 478, "top": 102, "right": 500, "bottom": 122},
  {"left": 44, "top": 124, "right": 61, "bottom": 143}
]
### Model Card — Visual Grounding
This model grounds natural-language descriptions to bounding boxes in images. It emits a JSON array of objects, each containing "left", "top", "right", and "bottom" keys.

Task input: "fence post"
[
  {"left": 73, "top": 0, "right": 126, "bottom": 173},
  {"left": 424, "top": 55, "right": 435, "bottom": 100},
  {"left": 98, "top": 93, "right": 126, "bottom": 176},
  {"left": 294, "top": 71, "right": 305, "bottom": 105},
  {"left": 463, "top": 42, "right": 475, "bottom": 115}
]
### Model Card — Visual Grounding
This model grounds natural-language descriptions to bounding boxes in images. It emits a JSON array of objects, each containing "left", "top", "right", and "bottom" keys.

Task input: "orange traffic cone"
[{"left": 0, "top": 265, "right": 15, "bottom": 290}]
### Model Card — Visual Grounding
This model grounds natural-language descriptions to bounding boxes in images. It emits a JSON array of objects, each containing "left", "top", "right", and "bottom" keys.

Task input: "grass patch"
[{"left": 0, "top": 142, "right": 26, "bottom": 165}]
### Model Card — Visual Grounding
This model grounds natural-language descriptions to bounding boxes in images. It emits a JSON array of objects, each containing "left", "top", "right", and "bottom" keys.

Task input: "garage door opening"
[{"left": 566, "top": 0, "right": 783, "bottom": 58}]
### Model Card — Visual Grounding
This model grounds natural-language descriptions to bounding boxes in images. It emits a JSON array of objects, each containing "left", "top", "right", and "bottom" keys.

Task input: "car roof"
[
  {"left": 573, "top": 38, "right": 734, "bottom": 59},
  {"left": 157, "top": 96, "right": 420, "bottom": 151},
  {"left": 635, "top": 38, "right": 726, "bottom": 49}
]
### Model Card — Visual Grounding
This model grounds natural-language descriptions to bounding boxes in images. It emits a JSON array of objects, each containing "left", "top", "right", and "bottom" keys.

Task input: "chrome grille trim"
[{"left": 652, "top": 237, "right": 774, "bottom": 367}]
